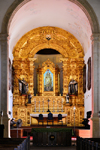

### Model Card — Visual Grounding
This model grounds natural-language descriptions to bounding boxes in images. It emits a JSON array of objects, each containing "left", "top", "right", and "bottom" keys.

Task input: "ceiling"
[{"left": 9, "top": 0, "right": 92, "bottom": 55}]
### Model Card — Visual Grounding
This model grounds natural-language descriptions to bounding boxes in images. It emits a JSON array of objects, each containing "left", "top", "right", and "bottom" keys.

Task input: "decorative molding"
[{"left": 13, "top": 26, "right": 83, "bottom": 59}]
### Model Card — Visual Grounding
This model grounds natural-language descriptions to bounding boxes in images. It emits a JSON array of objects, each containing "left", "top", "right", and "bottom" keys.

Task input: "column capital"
[
  {"left": 60, "top": 58, "right": 69, "bottom": 62},
  {"left": 91, "top": 33, "right": 100, "bottom": 42},
  {"left": 28, "top": 58, "right": 37, "bottom": 62}
]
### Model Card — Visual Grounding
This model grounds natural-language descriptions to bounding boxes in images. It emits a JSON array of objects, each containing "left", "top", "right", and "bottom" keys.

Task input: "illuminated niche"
[{"left": 37, "top": 59, "right": 60, "bottom": 96}]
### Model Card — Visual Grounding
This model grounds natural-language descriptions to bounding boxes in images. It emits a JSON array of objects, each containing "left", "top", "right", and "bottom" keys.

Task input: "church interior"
[
  {"left": 0, "top": 0, "right": 100, "bottom": 147},
  {"left": 12, "top": 26, "right": 84, "bottom": 127}
]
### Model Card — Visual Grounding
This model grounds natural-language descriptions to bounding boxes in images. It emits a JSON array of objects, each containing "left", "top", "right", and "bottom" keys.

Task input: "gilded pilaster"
[
  {"left": 37, "top": 66, "right": 42, "bottom": 96},
  {"left": 28, "top": 58, "right": 37, "bottom": 96},
  {"left": 60, "top": 58, "right": 70, "bottom": 96},
  {"left": 77, "top": 58, "right": 84, "bottom": 106},
  {"left": 55, "top": 65, "right": 60, "bottom": 96}
]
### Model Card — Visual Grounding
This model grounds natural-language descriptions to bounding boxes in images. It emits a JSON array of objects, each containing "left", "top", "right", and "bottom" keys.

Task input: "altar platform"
[{"left": 20, "top": 125, "right": 90, "bottom": 138}]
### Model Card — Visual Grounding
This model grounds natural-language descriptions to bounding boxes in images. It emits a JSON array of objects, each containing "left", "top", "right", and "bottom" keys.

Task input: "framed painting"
[
  {"left": 83, "top": 64, "right": 86, "bottom": 93},
  {"left": 87, "top": 57, "right": 91, "bottom": 90},
  {"left": 9, "top": 59, "right": 12, "bottom": 91},
  {"left": 44, "top": 69, "right": 53, "bottom": 91}
]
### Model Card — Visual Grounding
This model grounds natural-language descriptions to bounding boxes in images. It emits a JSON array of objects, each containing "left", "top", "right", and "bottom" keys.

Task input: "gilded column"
[
  {"left": 60, "top": 58, "right": 70, "bottom": 96},
  {"left": 77, "top": 58, "right": 84, "bottom": 106},
  {"left": 28, "top": 58, "right": 37, "bottom": 96},
  {"left": 13, "top": 58, "right": 25, "bottom": 106},
  {"left": 55, "top": 65, "right": 60, "bottom": 96}
]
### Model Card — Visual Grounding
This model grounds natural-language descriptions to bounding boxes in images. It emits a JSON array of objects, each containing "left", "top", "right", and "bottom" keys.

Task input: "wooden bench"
[
  {"left": 0, "top": 136, "right": 30, "bottom": 150},
  {"left": 76, "top": 136, "right": 100, "bottom": 150}
]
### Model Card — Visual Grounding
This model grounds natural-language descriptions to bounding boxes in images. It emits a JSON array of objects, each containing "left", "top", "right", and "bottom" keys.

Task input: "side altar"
[{"left": 13, "top": 58, "right": 84, "bottom": 126}]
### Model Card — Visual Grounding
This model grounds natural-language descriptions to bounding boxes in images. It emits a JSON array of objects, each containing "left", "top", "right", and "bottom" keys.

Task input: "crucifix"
[{"left": 47, "top": 99, "right": 50, "bottom": 112}]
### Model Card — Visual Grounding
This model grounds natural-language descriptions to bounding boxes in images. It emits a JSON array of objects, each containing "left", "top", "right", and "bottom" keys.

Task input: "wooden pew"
[
  {"left": 76, "top": 136, "right": 100, "bottom": 150},
  {"left": 0, "top": 136, "right": 30, "bottom": 150}
]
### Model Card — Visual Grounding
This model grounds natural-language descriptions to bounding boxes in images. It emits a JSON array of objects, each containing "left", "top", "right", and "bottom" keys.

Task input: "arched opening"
[{"left": 36, "top": 48, "right": 60, "bottom": 55}]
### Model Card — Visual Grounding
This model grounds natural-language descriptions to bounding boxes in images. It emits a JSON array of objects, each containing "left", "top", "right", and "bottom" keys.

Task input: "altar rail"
[
  {"left": 31, "top": 96, "right": 66, "bottom": 113},
  {"left": 32, "top": 128, "right": 72, "bottom": 146},
  {"left": 76, "top": 136, "right": 100, "bottom": 150}
]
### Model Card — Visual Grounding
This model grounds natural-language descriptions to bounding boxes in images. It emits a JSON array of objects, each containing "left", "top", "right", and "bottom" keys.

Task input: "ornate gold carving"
[
  {"left": 13, "top": 26, "right": 84, "bottom": 126},
  {"left": 13, "top": 26, "right": 83, "bottom": 59},
  {"left": 65, "top": 105, "right": 84, "bottom": 126},
  {"left": 37, "top": 59, "right": 60, "bottom": 96}
]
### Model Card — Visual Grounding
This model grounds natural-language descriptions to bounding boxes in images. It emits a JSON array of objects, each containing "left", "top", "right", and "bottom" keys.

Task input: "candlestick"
[
  {"left": 34, "top": 98, "right": 36, "bottom": 112},
  {"left": 42, "top": 98, "right": 44, "bottom": 112},
  {"left": 39, "top": 100, "right": 40, "bottom": 112},
  {"left": 62, "top": 98, "right": 63, "bottom": 112},
  {"left": 57, "top": 100, "right": 59, "bottom": 112},
  {"left": 47, "top": 99, "right": 50, "bottom": 112},
  {"left": 53, "top": 99, "right": 55, "bottom": 112}
]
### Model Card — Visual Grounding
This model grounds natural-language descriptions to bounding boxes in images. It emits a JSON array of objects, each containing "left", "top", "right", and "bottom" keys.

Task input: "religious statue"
[
  {"left": 18, "top": 78, "right": 28, "bottom": 95},
  {"left": 44, "top": 70, "right": 53, "bottom": 91},
  {"left": 66, "top": 93, "right": 69, "bottom": 103},
  {"left": 68, "top": 79, "right": 78, "bottom": 95},
  {"left": 28, "top": 93, "right": 32, "bottom": 103},
  {"left": 10, "top": 118, "right": 16, "bottom": 129}
]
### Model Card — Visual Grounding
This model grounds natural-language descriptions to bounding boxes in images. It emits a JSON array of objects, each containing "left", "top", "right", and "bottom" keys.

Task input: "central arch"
[{"left": 13, "top": 26, "right": 84, "bottom": 59}]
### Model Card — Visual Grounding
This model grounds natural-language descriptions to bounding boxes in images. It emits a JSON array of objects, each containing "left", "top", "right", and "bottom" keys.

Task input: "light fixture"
[{"left": 98, "top": 111, "right": 100, "bottom": 117}]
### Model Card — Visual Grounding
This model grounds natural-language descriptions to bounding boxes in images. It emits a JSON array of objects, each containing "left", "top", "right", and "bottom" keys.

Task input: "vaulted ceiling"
[{"left": 9, "top": 0, "right": 92, "bottom": 55}]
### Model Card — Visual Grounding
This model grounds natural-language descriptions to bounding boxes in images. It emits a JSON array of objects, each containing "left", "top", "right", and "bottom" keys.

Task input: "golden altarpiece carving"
[{"left": 13, "top": 26, "right": 84, "bottom": 126}]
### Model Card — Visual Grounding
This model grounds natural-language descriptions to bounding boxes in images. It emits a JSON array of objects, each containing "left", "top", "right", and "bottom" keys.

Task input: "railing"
[{"left": 76, "top": 136, "right": 100, "bottom": 150}]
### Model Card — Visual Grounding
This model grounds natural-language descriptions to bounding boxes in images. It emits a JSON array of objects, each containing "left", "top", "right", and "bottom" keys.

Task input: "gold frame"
[{"left": 42, "top": 66, "right": 55, "bottom": 96}]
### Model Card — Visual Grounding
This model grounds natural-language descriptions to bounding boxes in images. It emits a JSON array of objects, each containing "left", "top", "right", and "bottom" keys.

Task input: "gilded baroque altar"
[{"left": 13, "top": 26, "right": 84, "bottom": 126}]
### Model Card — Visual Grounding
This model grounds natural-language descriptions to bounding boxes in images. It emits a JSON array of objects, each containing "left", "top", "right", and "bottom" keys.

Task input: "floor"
[
  {"left": 30, "top": 146, "right": 76, "bottom": 150},
  {"left": 30, "top": 139, "right": 76, "bottom": 150}
]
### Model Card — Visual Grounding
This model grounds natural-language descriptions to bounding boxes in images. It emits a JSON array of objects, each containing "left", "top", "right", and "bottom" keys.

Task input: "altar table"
[{"left": 30, "top": 114, "right": 67, "bottom": 125}]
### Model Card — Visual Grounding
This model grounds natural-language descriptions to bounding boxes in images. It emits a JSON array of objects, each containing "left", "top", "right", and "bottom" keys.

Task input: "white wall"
[
  {"left": 8, "top": 90, "right": 13, "bottom": 119},
  {"left": 84, "top": 46, "right": 92, "bottom": 118}
]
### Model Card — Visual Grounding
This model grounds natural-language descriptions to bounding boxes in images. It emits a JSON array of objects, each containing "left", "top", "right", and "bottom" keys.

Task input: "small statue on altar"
[
  {"left": 68, "top": 79, "right": 78, "bottom": 95},
  {"left": 10, "top": 118, "right": 16, "bottom": 129},
  {"left": 66, "top": 93, "right": 69, "bottom": 103},
  {"left": 44, "top": 70, "right": 53, "bottom": 91},
  {"left": 18, "top": 78, "right": 28, "bottom": 95},
  {"left": 28, "top": 93, "right": 32, "bottom": 103}
]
